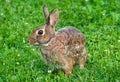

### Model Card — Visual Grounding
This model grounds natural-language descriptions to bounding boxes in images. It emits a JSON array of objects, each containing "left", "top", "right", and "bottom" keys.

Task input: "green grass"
[{"left": 0, "top": 0, "right": 120, "bottom": 82}]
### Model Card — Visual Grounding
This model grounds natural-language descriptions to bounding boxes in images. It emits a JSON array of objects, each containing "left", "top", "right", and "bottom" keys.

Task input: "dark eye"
[{"left": 38, "top": 30, "right": 43, "bottom": 35}]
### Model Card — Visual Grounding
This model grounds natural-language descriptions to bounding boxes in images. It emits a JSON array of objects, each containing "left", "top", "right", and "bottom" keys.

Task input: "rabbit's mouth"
[{"left": 32, "top": 40, "right": 49, "bottom": 46}]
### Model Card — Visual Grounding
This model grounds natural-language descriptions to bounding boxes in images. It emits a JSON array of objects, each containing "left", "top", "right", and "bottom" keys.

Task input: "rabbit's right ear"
[
  {"left": 48, "top": 9, "right": 59, "bottom": 27},
  {"left": 43, "top": 5, "right": 49, "bottom": 23}
]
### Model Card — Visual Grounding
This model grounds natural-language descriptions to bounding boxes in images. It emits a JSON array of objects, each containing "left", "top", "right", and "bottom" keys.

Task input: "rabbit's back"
[{"left": 56, "top": 26, "right": 85, "bottom": 47}]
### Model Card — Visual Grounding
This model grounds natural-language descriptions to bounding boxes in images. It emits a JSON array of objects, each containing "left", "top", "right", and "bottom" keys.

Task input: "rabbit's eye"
[{"left": 38, "top": 30, "right": 43, "bottom": 35}]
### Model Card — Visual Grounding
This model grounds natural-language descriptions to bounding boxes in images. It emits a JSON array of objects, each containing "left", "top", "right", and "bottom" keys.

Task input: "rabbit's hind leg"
[
  {"left": 78, "top": 47, "right": 87, "bottom": 69},
  {"left": 62, "top": 57, "right": 73, "bottom": 76}
]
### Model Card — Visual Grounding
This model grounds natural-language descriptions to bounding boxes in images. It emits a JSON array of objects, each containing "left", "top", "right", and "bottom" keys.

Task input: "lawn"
[{"left": 0, "top": 0, "right": 120, "bottom": 82}]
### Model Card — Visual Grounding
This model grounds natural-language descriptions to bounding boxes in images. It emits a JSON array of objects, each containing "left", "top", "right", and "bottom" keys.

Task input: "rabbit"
[{"left": 27, "top": 5, "right": 87, "bottom": 76}]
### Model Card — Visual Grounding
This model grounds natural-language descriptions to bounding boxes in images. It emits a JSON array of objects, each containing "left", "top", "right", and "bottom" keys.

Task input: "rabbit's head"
[{"left": 27, "top": 5, "right": 59, "bottom": 45}]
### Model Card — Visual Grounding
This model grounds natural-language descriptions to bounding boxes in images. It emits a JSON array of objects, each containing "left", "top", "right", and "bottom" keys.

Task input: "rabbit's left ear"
[
  {"left": 43, "top": 5, "right": 49, "bottom": 23},
  {"left": 49, "top": 9, "right": 59, "bottom": 27}
]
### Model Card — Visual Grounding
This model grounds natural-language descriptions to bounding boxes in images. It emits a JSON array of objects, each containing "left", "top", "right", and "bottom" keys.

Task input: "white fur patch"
[{"left": 75, "top": 44, "right": 80, "bottom": 49}]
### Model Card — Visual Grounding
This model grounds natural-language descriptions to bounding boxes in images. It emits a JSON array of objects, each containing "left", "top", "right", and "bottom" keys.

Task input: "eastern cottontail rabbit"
[{"left": 27, "top": 5, "right": 87, "bottom": 76}]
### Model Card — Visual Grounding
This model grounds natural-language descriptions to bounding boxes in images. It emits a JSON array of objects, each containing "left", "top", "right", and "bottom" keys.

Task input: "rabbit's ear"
[
  {"left": 49, "top": 9, "right": 59, "bottom": 27},
  {"left": 43, "top": 5, "right": 49, "bottom": 23}
]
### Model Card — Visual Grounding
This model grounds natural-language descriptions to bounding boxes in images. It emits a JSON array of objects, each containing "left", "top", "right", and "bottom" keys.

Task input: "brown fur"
[{"left": 27, "top": 5, "right": 87, "bottom": 76}]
